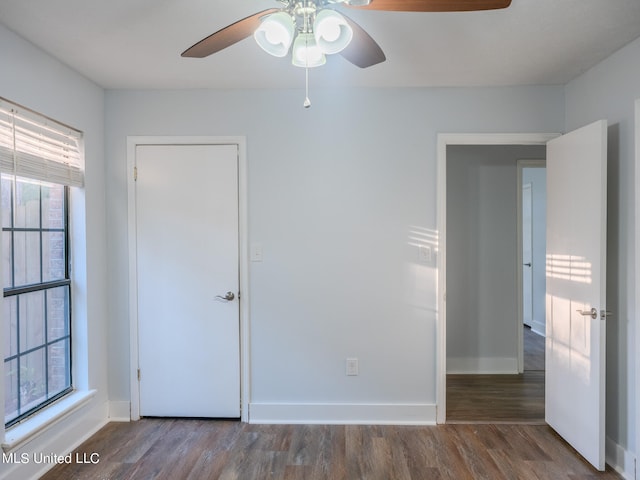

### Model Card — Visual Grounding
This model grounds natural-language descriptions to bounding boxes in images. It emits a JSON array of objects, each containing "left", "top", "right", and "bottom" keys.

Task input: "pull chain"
[
  {"left": 303, "top": 3, "right": 311, "bottom": 108},
  {"left": 304, "top": 65, "right": 311, "bottom": 108}
]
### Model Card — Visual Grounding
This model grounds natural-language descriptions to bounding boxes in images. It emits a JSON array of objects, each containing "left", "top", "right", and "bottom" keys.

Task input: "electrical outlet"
[{"left": 346, "top": 357, "right": 359, "bottom": 376}]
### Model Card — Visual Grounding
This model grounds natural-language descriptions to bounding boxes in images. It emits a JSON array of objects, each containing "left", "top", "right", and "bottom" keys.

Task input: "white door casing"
[
  {"left": 127, "top": 136, "right": 249, "bottom": 421},
  {"left": 635, "top": 98, "right": 640, "bottom": 480},
  {"left": 545, "top": 120, "right": 607, "bottom": 470}
]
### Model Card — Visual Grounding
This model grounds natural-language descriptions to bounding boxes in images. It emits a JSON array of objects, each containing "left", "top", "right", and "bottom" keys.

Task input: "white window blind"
[{"left": 0, "top": 98, "right": 84, "bottom": 187}]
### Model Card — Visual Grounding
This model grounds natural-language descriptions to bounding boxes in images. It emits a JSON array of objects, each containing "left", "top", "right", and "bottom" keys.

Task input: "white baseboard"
[
  {"left": 108, "top": 401, "right": 131, "bottom": 421},
  {"left": 531, "top": 320, "right": 546, "bottom": 337},
  {"left": 606, "top": 436, "right": 636, "bottom": 480},
  {"left": 248, "top": 403, "right": 436, "bottom": 425},
  {"left": 446, "top": 357, "right": 518, "bottom": 374}
]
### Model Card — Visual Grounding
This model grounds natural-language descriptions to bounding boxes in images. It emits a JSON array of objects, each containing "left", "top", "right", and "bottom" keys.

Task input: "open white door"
[{"left": 545, "top": 120, "right": 607, "bottom": 470}]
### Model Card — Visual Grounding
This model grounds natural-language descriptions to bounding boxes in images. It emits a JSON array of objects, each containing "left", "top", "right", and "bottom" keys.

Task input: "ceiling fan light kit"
[
  {"left": 255, "top": 2, "right": 354, "bottom": 67},
  {"left": 182, "top": 0, "right": 512, "bottom": 106}
]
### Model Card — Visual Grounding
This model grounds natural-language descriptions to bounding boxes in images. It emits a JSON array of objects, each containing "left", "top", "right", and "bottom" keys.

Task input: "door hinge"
[
  {"left": 137, "top": 368, "right": 141, "bottom": 381},
  {"left": 134, "top": 166, "right": 138, "bottom": 181}
]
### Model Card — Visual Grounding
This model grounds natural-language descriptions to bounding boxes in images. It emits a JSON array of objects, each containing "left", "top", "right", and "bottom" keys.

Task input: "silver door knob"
[{"left": 216, "top": 291, "right": 235, "bottom": 301}]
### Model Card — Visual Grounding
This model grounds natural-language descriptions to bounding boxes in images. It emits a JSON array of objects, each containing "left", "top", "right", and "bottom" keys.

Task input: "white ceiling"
[{"left": 1, "top": 0, "right": 640, "bottom": 90}]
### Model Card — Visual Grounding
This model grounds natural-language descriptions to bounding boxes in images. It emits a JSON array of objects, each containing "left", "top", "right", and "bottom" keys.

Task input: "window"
[
  {"left": 2, "top": 177, "right": 71, "bottom": 426},
  {"left": 0, "top": 98, "right": 83, "bottom": 427}
]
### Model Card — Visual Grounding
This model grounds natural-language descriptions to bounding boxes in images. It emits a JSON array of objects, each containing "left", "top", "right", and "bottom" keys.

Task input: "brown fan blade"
[
  {"left": 182, "top": 8, "right": 279, "bottom": 58},
  {"left": 347, "top": 0, "right": 511, "bottom": 12},
  {"left": 339, "top": 13, "right": 386, "bottom": 68}
]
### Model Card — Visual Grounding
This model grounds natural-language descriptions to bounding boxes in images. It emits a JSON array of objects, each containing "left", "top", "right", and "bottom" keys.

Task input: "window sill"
[{"left": 2, "top": 389, "right": 96, "bottom": 452}]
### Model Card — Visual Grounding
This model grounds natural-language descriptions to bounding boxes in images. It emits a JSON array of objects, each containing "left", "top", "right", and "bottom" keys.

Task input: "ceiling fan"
[{"left": 182, "top": 0, "right": 512, "bottom": 106}]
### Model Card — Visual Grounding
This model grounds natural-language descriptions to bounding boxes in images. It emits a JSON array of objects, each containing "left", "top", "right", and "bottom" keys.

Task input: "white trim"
[
  {"left": 446, "top": 357, "right": 518, "bottom": 374},
  {"left": 1, "top": 398, "right": 107, "bottom": 480},
  {"left": 2, "top": 390, "right": 96, "bottom": 452},
  {"left": 126, "top": 136, "right": 250, "bottom": 422},
  {"left": 249, "top": 403, "right": 436, "bottom": 425},
  {"left": 108, "top": 401, "right": 131, "bottom": 422},
  {"left": 635, "top": 98, "right": 640, "bottom": 480},
  {"left": 126, "top": 138, "right": 138, "bottom": 420},
  {"left": 606, "top": 436, "right": 637, "bottom": 480},
  {"left": 436, "top": 133, "right": 559, "bottom": 424}
]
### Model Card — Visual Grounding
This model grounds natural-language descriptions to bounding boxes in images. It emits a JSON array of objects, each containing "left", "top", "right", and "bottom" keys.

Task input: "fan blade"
[
  {"left": 182, "top": 8, "right": 279, "bottom": 58},
  {"left": 339, "top": 13, "right": 386, "bottom": 68},
  {"left": 347, "top": 0, "right": 511, "bottom": 12}
]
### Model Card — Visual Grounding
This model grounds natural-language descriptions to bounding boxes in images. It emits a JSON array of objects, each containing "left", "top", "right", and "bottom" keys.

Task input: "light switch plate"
[
  {"left": 250, "top": 243, "right": 263, "bottom": 262},
  {"left": 418, "top": 245, "right": 432, "bottom": 263},
  {"left": 346, "top": 358, "right": 359, "bottom": 376}
]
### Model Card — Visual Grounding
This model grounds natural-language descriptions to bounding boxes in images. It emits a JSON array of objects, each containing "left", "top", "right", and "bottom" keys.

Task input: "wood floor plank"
[
  {"left": 39, "top": 420, "right": 622, "bottom": 480},
  {"left": 446, "top": 425, "right": 507, "bottom": 480},
  {"left": 524, "top": 326, "right": 545, "bottom": 371},
  {"left": 311, "top": 424, "right": 346, "bottom": 480}
]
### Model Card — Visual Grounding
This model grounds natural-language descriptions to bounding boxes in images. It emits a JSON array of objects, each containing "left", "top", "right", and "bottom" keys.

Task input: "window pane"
[
  {"left": 19, "top": 291, "right": 45, "bottom": 352},
  {"left": 42, "top": 231, "right": 65, "bottom": 282},
  {"left": 20, "top": 348, "right": 46, "bottom": 413},
  {"left": 47, "top": 286, "right": 69, "bottom": 341},
  {"left": 48, "top": 338, "right": 70, "bottom": 396},
  {"left": 1, "top": 175, "right": 12, "bottom": 229},
  {"left": 3, "top": 296, "right": 17, "bottom": 359},
  {"left": 4, "top": 358, "right": 18, "bottom": 423},
  {"left": 41, "top": 183, "right": 65, "bottom": 230},
  {"left": 2, "top": 231, "right": 11, "bottom": 288},
  {"left": 13, "top": 231, "right": 41, "bottom": 286},
  {"left": 14, "top": 179, "right": 41, "bottom": 229}
]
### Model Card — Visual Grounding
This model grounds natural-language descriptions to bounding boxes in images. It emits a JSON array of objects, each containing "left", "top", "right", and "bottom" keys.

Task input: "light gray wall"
[
  {"left": 522, "top": 166, "right": 546, "bottom": 335},
  {"left": 446, "top": 145, "right": 546, "bottom": 373},
  {"left": 0, "top": 10, "right": 636, "bottom": 475},
  {"left": 565, "top": 35, "right": 640, "bottom": 471},
  {"left": 0, "top": 24, "right": 108, "bottom": 480},
  {"left": 105, "top": 87, "right": 564, "bottom": 418}
]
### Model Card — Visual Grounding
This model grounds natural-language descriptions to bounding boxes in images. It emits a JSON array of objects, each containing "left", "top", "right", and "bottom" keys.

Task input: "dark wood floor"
[
  {"left": 41, "top": 330, "right": 617, "bottom": 479},
  {"left": 40, "top": 419, "right": 621, "bottom": 480},
  {"left": 447, "top": 326, "right": 546, "bottom": 423},
  {"left": 447, "top": 371, "right": 545, "bottom": 423}
]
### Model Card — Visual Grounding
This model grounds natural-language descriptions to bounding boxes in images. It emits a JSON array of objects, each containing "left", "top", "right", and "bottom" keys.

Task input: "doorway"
[
  {"left": 435, "top": 133, "right": 558, "bottom": 424},
  {"left": 127, "top": 136, "right": 250, "bottom": 421},
  {"left": 443, "top": 144, "right": 546, "bottom": 423}
]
